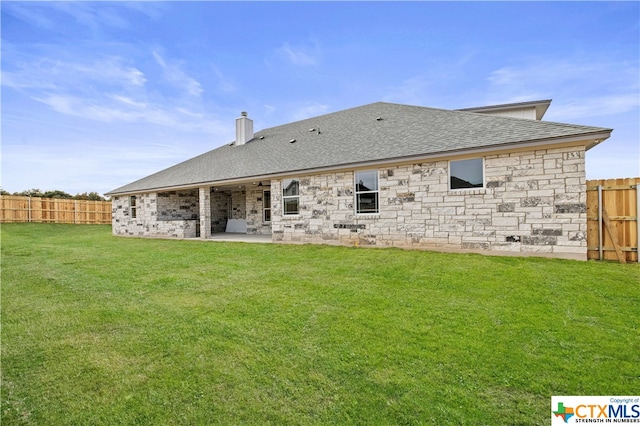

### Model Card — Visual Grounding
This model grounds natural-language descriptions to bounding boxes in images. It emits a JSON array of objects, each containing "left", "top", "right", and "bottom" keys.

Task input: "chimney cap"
[{"left": 240, "top": 111, "right": 248, "bottom": 117}]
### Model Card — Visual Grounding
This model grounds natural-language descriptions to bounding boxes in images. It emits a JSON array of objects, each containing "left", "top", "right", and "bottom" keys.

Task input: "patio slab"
[{"left": 206, "top": 233, "right": 273, "bottom": 243}]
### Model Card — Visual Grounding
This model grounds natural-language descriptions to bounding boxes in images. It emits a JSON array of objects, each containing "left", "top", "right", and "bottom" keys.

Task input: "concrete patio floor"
[{"left": 205, "top": 233, "right": 273, "bottom": 243}]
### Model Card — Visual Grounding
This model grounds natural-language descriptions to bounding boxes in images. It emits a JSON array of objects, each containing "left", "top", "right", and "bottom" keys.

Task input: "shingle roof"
[{"left": 106, "top": 102, "right": 611, "bottom": 195}]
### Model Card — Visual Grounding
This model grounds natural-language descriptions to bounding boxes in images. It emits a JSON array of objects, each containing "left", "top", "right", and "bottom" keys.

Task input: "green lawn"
[{"left": 1, "top": 224, "right": 638, "bottom": 425}]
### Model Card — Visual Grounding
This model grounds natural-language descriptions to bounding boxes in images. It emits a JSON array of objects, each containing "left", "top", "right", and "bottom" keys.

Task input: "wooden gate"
[{"left": 586, "top": 178, "right": 640, "bottom": 263}]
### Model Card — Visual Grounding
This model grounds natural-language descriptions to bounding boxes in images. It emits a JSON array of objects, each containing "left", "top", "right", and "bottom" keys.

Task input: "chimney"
[{"left": 235, "top": 111, "right": 253, "bottom": 146}]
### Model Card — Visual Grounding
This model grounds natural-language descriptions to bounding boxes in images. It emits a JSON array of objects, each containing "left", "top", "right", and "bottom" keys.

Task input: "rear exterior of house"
[{"left": 108, "top": 101, "right": 611, "bottom": 259}]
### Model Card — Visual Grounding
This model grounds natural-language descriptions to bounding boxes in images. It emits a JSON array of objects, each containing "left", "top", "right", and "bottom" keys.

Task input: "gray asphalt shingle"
[{"left": 107, "top": 102, "right": 611, "bottom": 195}]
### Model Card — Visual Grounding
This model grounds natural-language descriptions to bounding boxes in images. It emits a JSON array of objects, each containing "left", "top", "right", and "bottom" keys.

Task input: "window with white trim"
[
  {"left": 355, "top": 170, "right": 379, "bottom": 214},
  {"left": 282, "top": 179, "right": 299, "bottom": 215},
  {"left": 130, "top": 195, "right": 137, "bottom": 218},
  {"left": 449, "top": 158, "right": 484, "bottom": 190},
  {"left": 263, "top": 190, "right": 271, "bottom": 222}
]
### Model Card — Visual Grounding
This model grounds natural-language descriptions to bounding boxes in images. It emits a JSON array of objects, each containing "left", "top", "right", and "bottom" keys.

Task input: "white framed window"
[
  {"left": 263, "top": 190, "right": 271, "bottom": 222},
  {"left": 130, "top": 195, "right": 137, "bottom": 218},
  {"left": 282, "top": 179, "right": 299, "bottom": 215},
  {"left": 355, "top": 170, "right": 379, "bottom": 214},
  {"left": 449, "top": 158, "right": 484, "bottom": 190}
]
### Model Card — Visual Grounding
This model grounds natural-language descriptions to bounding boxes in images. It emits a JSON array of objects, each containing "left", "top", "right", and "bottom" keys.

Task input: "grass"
[{"left": 1, "top": 223, "right": 638, "bottom": 425}]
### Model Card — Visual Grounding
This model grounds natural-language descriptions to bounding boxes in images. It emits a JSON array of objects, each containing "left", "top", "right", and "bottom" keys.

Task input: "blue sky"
[{"left": 2, "top": 1, "right": 638, "bottom": 196}]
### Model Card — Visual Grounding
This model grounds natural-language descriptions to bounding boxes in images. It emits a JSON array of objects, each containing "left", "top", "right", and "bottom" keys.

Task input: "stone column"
[{"left": 199, "top": 187, "right": 211, "bottom": 239}]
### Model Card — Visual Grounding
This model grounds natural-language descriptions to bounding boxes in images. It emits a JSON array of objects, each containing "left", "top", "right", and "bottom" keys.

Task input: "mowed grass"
[{"left": 1, "top": 224, "right": 638, "bottom": 425}]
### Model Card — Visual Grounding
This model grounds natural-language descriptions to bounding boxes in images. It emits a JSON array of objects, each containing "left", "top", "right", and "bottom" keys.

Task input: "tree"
[
  {"left": 13, "top": 188, "right": 44, "bottom": 197},
  {"left": 74, "top": 192, "right": 106, "bottom": 201},
  {"left": 43, "top": 190, "right": 73, "bottom": 199},
  {"left": 8, "top": 189, "right": 108, "bottom": 200}
]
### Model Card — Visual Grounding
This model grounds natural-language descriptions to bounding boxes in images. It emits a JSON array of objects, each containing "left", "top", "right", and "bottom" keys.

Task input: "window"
[
  {"left": 282, "top": 179, "right": 299, "bottom": 215},
  {"left": 355, "top": 170, "right": 379, "bottom": 214},
  {"left": 263, "top": 190, "right": 271, "bottom": 222},
  {"left": 130, "top": 195, "right": 137, "bottom": 218},
  {"left": 450, "top": 158, "right": 484, "bottom": 190}
]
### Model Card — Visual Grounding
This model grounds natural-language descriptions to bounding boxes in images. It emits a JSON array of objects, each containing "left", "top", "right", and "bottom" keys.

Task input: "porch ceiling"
[{"left": 212, "top": 181, "right": 270, "bottom": 192}]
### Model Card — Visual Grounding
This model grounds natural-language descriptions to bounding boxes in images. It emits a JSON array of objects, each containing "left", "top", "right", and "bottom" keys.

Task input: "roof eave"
[{"left": 105, "top": 130, "right": 611, "bottom": 197}]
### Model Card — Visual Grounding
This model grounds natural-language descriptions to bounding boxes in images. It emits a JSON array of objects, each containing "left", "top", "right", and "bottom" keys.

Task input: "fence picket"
[
  {"left": 0, "top": 195, "right": 112, "bottom": 225},
  {"left": 586, "top": 178, "right": 640, "bottom": 263}
]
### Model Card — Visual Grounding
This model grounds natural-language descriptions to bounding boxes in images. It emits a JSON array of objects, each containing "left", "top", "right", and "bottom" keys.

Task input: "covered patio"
[{"left": 196, "top": 180, "right": 272, "bottom": 238}]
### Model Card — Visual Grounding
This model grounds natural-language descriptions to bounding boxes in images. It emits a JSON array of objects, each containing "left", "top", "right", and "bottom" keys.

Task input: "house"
[{"left": 106, "top": 100, "right": 612, "bottom": 259}]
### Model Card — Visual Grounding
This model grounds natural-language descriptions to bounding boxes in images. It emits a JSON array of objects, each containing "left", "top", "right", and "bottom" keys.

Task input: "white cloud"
[
  {"left": 2, "top": 3, "right": 56, "bottom": 29},
  {"left": 277, "top": 42, "right": 319, "bottom": 66},
  {"left": 1, "top": 69, "right": 58, "bottom": 91},
  {"left": 152, "top": 51, "right": 203, "bottom": 97},
  {"left": 112, "top": 94, "right": 148, "bottom": 109},
  {"left": 174, "top": 107, "right": 204, "bottom": 119},
  {"left": 51, "top": 2, "right": 128, "bottom": 31},
  {"left": 211, "top": 66, "right": 236, "bottom": 93},
  {"left": 123, "top": 2, "right": 169, "bottom": 20},
  {"left": 2, "top": 45, "right": 222, "bottom": 134},
  {"left": 1, "top": 139, "right": 195, "bottom": 196},
  {"left": 4, "top": 2, "right": 166, "bottom": 34},
  {"left": 381, "top": 75, "right": 431, "bottom": 105},
  {"left": 263, "top": 104, "right": 277, "bottom": 117},
  {"left": 1, "top": 54, "right": 146, "bottom": 91},
  {"left": 486, "top": 56, "right": 639, "bottom": 119},
  {"left": 32, "top": 93, "right": 222, "bottom": 134},
  {"left": 550, "top": 95, "right": 640, "bottom": 121},
  {"left": 34, "top": 93, "right": 151, "bottom": 123},
  {"left": 76, "top": 58, "right": 147, "bottom": 87},
  {"left": 290, "top": 102, "right": 331, "bottom": 121}
]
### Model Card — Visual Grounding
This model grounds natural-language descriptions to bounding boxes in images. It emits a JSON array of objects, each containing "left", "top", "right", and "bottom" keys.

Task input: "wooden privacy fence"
[
  {"left": 0, "top": 196, "right": 112, "bottom": 225},
  {"left": 586, "top": 178, "right": 640, "bottom": 263}
]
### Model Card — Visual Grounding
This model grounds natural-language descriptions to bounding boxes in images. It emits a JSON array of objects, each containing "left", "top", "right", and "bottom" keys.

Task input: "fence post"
[
  {"left": 74, "top": 200, "right": 78, "bottom": 224},
  {"left": 597, "top": 185, "right": 603, "bottom": 261},
  {"left": 28, "top": 196, "right": 32, "bottom": 223}
]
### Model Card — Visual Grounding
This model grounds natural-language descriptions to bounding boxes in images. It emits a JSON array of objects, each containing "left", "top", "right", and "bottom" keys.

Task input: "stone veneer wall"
[
  {"left": 157, "top": 190, "right": 199, "bottom": 220},
  {"left": 271, "top": 146, "right": 588, "bottom": 257},
  {"left": 230, "top": 190, "right": 246, "bottom": 220},
  {"left": 112, "top": 192, "right": 198, "bottom": 238},
  {"left": 112, "top": 188, "right": 273, "bottom": 237},
  {"left": 246, "top": 186, "right": 272, "bottom": 234},
  {"left": 211, "top": 191, "right": 230, "bottom": 233}
]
